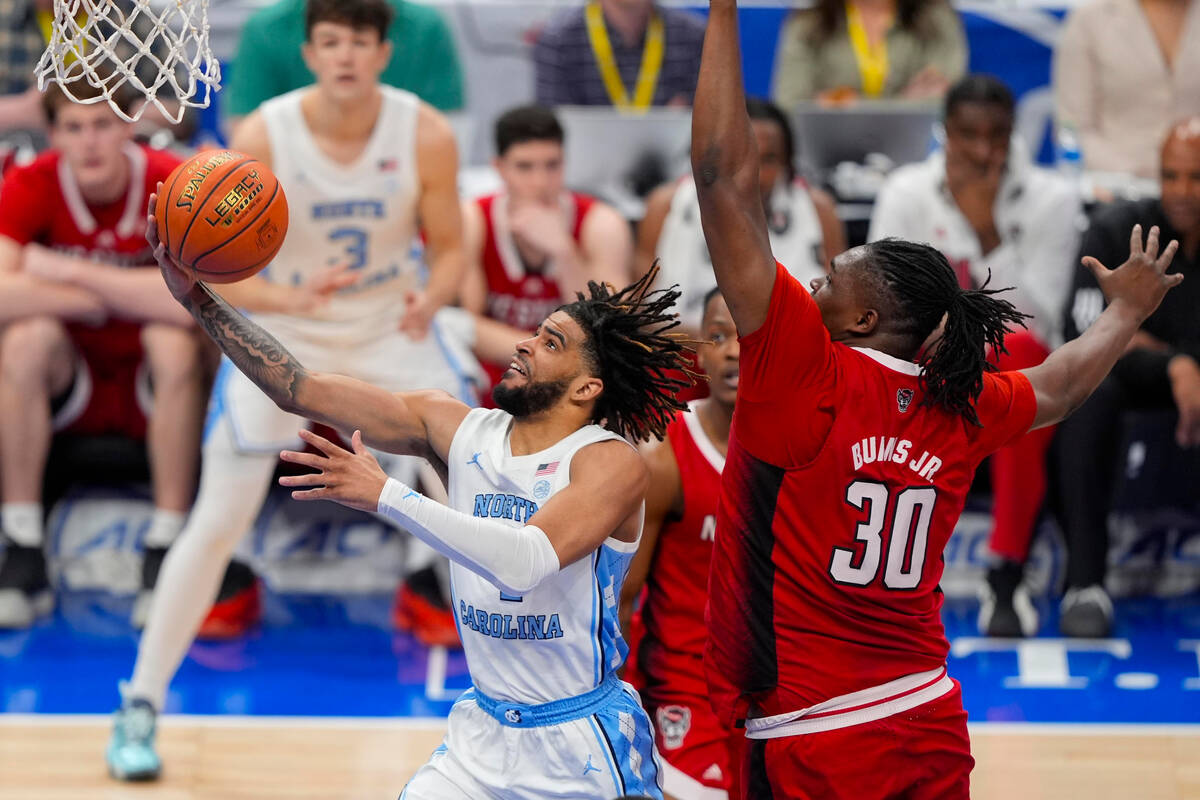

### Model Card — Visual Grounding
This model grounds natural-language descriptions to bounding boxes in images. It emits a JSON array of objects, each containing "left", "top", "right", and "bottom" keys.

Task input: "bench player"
[
  {"left": 0, "top": 79, "right": 204, "bottom": 629},
  {"left": 460, "top": 104, "right": 632, "bottom": 393}
]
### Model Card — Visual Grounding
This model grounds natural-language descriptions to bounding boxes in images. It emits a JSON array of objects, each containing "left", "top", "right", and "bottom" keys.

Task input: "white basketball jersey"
[
  {"left": 256, "top": 86, "right": 422, "bottom": 348},
  {"left": 656, "top": 176, "right": 825, "bottom": 330},
  {"left": 446, "top": 408, "right": 641, "bottom": 704}
]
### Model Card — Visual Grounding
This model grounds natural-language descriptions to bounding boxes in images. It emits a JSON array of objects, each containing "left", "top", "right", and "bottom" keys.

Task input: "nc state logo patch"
[
  {"left": 656, "top": 705, "right": 692, "bottom": 750},
  {"left": 897, "top": 388, "right": 914, "bottom": 413}
]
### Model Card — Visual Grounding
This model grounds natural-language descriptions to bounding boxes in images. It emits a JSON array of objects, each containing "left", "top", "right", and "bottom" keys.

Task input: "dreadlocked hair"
[
  {"left": 863, "top": 239, "right": 1031, "bottom": 426},
  {"left": 559, "top": 262, "right": 700, "bottom": 442}
]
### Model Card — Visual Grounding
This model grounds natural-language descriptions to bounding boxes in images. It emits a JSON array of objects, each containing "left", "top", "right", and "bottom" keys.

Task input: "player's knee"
[{"left": 0, "top": 316, "right": 70, "bottom": 382}]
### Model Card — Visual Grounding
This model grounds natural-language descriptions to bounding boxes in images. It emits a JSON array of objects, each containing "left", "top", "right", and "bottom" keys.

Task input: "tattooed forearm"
[{"left": 184, "top": 283, "right": 309, "bottom": 411}]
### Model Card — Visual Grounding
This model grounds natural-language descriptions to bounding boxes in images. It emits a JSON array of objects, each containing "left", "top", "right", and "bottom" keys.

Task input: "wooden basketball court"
[{"left": 3, "top": 716, "right": 1198, "bottom": 799}]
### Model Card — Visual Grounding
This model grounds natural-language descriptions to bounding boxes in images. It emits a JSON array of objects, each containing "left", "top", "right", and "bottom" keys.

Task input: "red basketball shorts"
[
  {"left": 54, "top": 321, "right": 149, "bottom": 440},
  {"left": 740, "top": 682, "right": 973, "bottom": 800},
  {"left": 644, "top": 687, "right": 745, "bottom": 800}
]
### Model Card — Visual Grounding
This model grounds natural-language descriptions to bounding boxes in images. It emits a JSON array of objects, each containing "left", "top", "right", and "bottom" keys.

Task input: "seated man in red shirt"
[
  {"left": 460, "top": 104, "right": 632, "bottom": 395},
  {"left": 0, "top": 79, "right": 206, "bottom": 627}
]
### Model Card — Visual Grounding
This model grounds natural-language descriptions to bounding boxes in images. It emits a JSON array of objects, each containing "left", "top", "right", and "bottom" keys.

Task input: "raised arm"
[
  {"left": 692, "top": 0, "right": 778, "bottom": 336},
  {"left": 1023, "top": 225, "right": 1182, "bottom": 429},
  {"left": 148, "top": 196, "right": 467, "bottom": 460}
]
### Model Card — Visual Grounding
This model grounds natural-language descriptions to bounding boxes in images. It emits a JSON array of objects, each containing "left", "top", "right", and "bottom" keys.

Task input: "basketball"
[{"left": 155, "top": 149, "right": 288, "bottom": 284}]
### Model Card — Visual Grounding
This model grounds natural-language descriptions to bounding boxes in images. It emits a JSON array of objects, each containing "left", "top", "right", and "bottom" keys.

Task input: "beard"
[{"left": 491, "top": 376, "right": 571, "bottom": 418}]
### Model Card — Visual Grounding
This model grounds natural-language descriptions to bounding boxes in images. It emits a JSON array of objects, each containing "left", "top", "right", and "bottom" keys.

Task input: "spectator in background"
[
  {"left": 0, "top": 0, "right": 49, "bottom": 132},
  {"left": 224, "top": 0, "right": 464, "bottom": 124},
  {"left": 0, "top": 0, "right": 182, "bottom": 134},
  {"left": 460, "top": 105, "right": 632, "bottom": 394},
  {"left": 1056, "top": 117, "right": 1200, "bottom": 638},
  {"left": 869, "top": 75, "right": 1081, "bottom": 638},
  {"left": 1053, "top": 0, "right": 1200, "bottom": 180},
  {"left": 772, "top": 0, "right": 965, "bottom": 108},
  {"left": 639, "top": 98, "right": 844, "bottom": 334},
  {"left": 534, "top": 0, "right": 706, "bottom": 109},
  {"left": 0, "top": 80, "right": 206, "bottom": 629}
]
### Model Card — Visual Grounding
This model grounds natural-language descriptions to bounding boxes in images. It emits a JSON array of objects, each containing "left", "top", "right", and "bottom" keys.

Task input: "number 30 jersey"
[
  {"left": 706, "top": 263, "right": 1037, "bottom": 733},
  {"left": 258, "top": 86, "right": 422, "bottom": 348}
]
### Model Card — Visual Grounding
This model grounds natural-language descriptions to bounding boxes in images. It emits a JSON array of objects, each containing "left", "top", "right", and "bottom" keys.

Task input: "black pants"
[{"left": 1055, "top": 356, "right": 1175, "bottom": 588}]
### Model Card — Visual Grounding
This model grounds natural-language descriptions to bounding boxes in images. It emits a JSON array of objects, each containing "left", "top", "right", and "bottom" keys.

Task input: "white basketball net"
[{"left": 35, "top": 0, "right": 221, "bottom": 124}]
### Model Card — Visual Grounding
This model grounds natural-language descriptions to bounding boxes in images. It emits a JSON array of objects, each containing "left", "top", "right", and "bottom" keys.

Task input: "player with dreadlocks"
[
  {"left": 148, "top": 195, "right": 689, "bottom": 798},
  {"left": 694, "top": 2, "right": 1184, "bottom": 798}
]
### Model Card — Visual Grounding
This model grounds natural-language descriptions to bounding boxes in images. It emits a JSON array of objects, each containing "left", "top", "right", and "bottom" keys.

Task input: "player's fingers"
[
  {"left": 351, "top": 430, "right": 367, "bottom": 455},
  {"left": 279, "top": 449, "right": 327, "bottom": 469},
  {"left": 290, "top": 488, "right": 328, "bottom": 502},
  {"left": 1166, "top": 273, "right": 1185, "bottom": 288},
  {"left": 1081, "top": 256, "right": 1109, "bottom": 281},
  {"left": 1144, "top": 225, "right": 1160, "bottom": 261},
  {"left": 327, "top": 272, "right": 360, "bottom": 292},
  {"left": 1156, "top": 239, "right": 1179, "bottom": 271},
  {"left": 278, "top": 473, "right": 326, "bottom": 487},
  {"left": 1129, "top": 224, "right": 1143, "bottom": 257},
  {"left": 297, "top": 427, "right": 344, "bottom": 456}
]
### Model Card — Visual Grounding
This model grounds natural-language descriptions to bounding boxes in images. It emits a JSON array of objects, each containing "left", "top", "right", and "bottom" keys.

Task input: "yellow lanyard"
[
  {"left": 585, "top": 1, "right": 665, "bottom": 111},
  {"left": 846, "top": 2, "right": 889, "bottom": 98}
]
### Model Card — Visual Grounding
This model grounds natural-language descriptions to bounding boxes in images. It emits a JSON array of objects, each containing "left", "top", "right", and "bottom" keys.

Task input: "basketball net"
[{"left": 35, "top": 0, "right": 221, "bottom": 124}]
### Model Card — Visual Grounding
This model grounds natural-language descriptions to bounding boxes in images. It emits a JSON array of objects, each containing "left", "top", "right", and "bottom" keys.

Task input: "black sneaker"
[
  {"left": 0, "top": 538, "right": 53, "bottom": 628},
  {"left": 977, "top": 559, "right": 1038, "bottom": 637},
  {"left": 1059, "top": 585, "right": 1113, "bottom": 638},
  {"left": 131, "top": 546, "right": 168, "bottom": 629}
]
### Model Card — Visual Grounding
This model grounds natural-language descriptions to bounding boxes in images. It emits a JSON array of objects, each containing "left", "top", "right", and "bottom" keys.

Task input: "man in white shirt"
[{"left": 869, "top": 74, "right": 1083, "bottom": 638}]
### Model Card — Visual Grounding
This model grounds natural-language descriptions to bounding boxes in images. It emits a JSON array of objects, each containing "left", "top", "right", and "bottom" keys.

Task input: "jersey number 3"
[{"left": 829, "top": 481, "right": 936, "bottom": 590}]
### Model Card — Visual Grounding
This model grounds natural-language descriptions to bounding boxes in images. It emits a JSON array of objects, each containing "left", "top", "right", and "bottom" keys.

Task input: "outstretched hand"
[
  {"left": 1082, "top": 224, "right": 1183, "bottom": 323},
  {"left": 279, "top": 428, "right": 388, "bottom": 513},
  {"left": 145, "top": 186, "right": 199, "bottom": 301}
]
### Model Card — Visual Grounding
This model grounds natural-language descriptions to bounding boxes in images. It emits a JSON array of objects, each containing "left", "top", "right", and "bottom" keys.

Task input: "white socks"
[{"left": 2, "top": 503, "right": 43, "bottom": 547}]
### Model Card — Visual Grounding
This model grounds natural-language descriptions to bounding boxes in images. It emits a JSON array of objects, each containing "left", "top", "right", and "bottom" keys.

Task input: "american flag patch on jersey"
[{"left": 535, "top": 461, "right": 559, "bottom": 477}]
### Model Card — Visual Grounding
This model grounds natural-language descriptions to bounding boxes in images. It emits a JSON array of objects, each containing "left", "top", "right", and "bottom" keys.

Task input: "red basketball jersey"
[
  {"left": 476, "top": 191, "right": 595, "bottom": 388},
  {"left": 0, "top": 144, "right": 182, "bottom": 265},
  {"left": 0, "top": 144, "right": 183, "bottom": 362},
  {"left": 705, "top": 263, "right": 1037, "bottom": 730},
  {"left": 639, "top": 404, "right": 725, "bottom": 698}
]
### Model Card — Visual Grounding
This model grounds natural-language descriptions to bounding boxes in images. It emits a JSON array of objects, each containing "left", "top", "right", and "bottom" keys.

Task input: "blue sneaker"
[{"left": 106, "top": 692, "right": 161, "bottom": 781}]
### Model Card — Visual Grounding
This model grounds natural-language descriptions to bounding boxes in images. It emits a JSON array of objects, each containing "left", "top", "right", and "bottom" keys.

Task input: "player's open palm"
[
  {"left": 146, "top": 190, "right": 197, "bottom": 301},
  {"left": 1083, "top": 224, "right": 1183, "bottom": 322},
  {"left": 278, "top": 428, "right": 388, "bottom": 513}
]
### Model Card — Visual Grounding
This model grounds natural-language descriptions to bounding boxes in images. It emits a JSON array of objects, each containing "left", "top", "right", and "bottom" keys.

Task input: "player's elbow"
[
  {"left": 692, "top": 146, "right": 724, "bottom": 188},
  {"left": 692, "top": 151, "right": 759, "bottom": 204},
  {"left": 493, "top": 524, "right": 561, "bottom": 596}
]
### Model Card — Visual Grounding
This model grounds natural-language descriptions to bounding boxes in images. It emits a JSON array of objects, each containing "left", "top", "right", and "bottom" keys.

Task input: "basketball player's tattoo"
[{"left": 184, "top": 283, "right": 308, "bottom": 407}]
